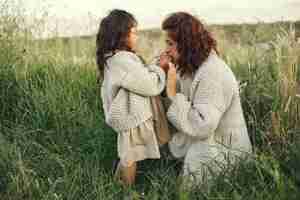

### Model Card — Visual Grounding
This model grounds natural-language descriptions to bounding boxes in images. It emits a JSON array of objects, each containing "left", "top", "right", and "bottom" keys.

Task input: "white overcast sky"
[{"left": 19, "top": 0, "right": 300, "bottom": 37}]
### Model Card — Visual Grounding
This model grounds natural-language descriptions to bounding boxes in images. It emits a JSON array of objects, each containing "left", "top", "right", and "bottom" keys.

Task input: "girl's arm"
[{"left": 116, "top": 51, "right": 166, "bottom": 96}]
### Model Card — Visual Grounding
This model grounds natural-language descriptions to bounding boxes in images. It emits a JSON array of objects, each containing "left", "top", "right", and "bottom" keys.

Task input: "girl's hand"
[
  {"left": 167, "top": 62, "right": 177, "bottom": 98},
  {"left": 159, "top": 52, "right": 171, "bottom": 73}
]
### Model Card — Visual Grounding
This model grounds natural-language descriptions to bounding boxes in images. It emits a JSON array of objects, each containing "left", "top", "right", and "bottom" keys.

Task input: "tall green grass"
[{"left": 1, "top": 1, "right": 300, "bottom": 199}]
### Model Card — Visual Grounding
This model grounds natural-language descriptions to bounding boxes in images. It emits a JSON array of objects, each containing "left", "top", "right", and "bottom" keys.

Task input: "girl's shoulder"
[
  {"left": 105, "top": 50, "right": 144, "bottom": 74},
  {"left": 112, "top": 50, "right": 140, "bottom": 62}
]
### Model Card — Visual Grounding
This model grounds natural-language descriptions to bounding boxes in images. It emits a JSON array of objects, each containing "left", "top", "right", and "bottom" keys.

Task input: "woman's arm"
[{"left": 167, "top": 75, "right": 227, "bottom": 140}]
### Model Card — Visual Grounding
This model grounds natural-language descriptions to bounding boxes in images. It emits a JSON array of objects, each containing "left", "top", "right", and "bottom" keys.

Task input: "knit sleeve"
[
  {"left": 161, "top": 74, "right": 181, "bottom": 110},
  {"left": 167, "top": 77, "right": 227, "bottom": 139},
  {"left": 117, "top": 52, "right": 166, "bottom": 96}
]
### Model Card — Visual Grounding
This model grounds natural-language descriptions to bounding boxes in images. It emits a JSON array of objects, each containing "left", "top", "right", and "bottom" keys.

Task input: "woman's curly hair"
[
  {"left": 96, "top": 9, "right": 137, "bottom": 76},
  {"left": 162, "top": 12, "right": 218, "bottom": 77}
]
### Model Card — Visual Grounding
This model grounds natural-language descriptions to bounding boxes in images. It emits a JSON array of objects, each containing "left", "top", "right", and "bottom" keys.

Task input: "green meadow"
[{"left": 1, "top": 2, "right": 300, "bottom": 199}]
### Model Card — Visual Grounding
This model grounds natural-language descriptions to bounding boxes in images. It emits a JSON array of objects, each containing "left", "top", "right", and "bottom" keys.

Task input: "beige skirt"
[{"left": 118, "top": 118, "right": 161, "bottom": 167}]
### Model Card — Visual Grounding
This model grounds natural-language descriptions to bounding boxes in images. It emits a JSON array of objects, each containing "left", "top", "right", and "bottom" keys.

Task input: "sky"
[{"left": 20, "top": 0, "right": 300, "bottom": 37}]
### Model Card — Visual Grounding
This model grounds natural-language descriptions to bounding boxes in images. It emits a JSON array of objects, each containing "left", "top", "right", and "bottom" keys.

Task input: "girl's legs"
[{"left": 115, "top": 161, "right": 137, "bottom": 186}]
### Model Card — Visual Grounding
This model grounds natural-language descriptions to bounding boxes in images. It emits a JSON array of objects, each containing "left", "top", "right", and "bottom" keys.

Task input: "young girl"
[{"left": 96, "top": 9, "right": 170, "bottom": 185}]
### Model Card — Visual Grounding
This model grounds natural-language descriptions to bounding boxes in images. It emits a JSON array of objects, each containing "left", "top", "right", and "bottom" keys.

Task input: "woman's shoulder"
[
  {"left": 194, "top": 51, "right": 237, "bottom": 85},
  {"left": 201, "top": 51, "right": 226, "bottom": 71}
]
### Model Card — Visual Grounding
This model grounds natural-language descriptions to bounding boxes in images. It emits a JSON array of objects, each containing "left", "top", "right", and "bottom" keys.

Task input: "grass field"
[{"left": 1, "top": 2, "right": 300, "bottom": 199}]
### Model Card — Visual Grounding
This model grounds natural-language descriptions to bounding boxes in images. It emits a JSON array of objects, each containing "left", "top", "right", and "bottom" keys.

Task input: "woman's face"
[
  {"left": 164, "top": 32, "right": 179, "bottom": 64},
  {"left": 127, "top": 26, "right": 138, "bottom": 50}
]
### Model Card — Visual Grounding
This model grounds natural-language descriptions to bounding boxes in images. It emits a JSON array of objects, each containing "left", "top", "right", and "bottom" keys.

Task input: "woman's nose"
[{"left": 165, "top": 48, "right": 171, "bottom": 54}]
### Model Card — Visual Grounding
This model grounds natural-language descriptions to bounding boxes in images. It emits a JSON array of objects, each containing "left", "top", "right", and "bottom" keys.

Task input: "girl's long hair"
[{"left": 96, "top": 9, "right": 137, "bottom": 76}]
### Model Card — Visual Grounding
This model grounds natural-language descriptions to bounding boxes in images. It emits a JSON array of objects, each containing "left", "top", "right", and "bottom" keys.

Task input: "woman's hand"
[
  {"left": 159, "top": 52, "right": 171, "bottom": 73},
  {"left": 167, "top": 62, "right": 177, "bottom": 98}
]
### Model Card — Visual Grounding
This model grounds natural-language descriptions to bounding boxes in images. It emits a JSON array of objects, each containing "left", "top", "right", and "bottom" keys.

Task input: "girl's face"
[
  {"left": 164, "top": 32, "right": 179, "bottom": 64},
  {"left": 127, "top": 26, "right": 138, "bottom": 50}
]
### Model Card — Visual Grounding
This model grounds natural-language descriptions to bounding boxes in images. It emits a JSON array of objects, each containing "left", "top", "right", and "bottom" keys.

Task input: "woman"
[{"left": 161, "top": 12, "right": 252, "bottom": 185}]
